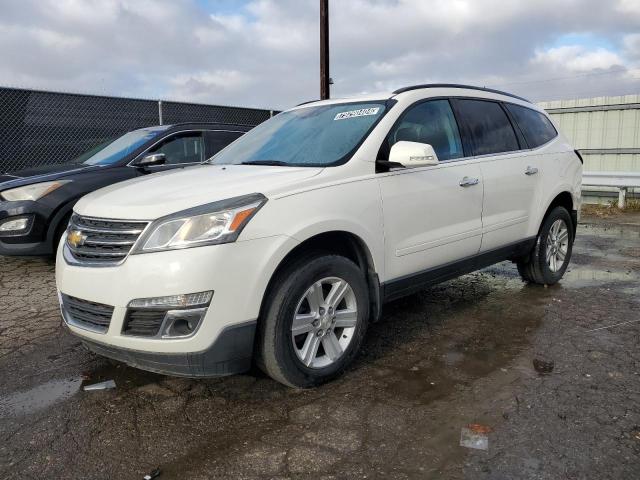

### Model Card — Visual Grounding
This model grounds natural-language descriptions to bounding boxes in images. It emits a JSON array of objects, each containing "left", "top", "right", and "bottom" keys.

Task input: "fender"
[
  {"left": 45, "top": 199, "right": 77, "bottom": 245},
  {"left": 532, "top": 183, "right": 578, "bottom": 236}
]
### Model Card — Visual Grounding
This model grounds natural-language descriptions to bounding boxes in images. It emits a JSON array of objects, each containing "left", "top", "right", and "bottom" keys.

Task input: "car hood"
[
  {"left": 0, "top": 163, "right": 106, "bottom": 190},
  {"left": 74, "top": 164, "right": 324, "bottom": 219}
]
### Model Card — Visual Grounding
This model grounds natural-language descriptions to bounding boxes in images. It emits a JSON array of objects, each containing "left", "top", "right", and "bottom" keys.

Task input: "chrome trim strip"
[
  {"left": 83, "top": 238, "right": 136, "bottom": 246},
  {"left": 67, "top": 245, "right": 128, "bottom": 257},
  {"left": 69, "top": 224, "right": 145, "bottom": 235}
]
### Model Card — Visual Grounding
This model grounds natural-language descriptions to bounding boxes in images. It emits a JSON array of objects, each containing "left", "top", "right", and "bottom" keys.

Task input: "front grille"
[
  {"left": 122, "top": 309, "right": 167, "bottom": 337},
  {"left": 61, "top": 294, "right": 114, "bottom": 333},
  {"left": 65, "top": 214, "right": 149, "bottom": 265}
]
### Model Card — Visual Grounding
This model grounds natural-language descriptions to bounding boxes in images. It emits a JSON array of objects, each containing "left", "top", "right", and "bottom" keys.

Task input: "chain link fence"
[{"left": 0, "top": 86, "right": 274, "bottom": 174}]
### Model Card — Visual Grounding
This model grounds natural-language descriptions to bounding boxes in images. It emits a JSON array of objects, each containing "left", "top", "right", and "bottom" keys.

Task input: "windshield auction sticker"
[{"left": 334, "top": 107, "right": 380, "bottom": 120}]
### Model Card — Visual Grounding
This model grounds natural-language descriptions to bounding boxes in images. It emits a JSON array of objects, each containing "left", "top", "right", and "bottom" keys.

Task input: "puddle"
[
  {"left": 581, "top": 223, "right": 640, "bottom": 238},
  {"left": 0, "top": 377, "right": 82, "bottom": 417},
  {"left": 562, "top": 266, "right": 640, "bottom": 288},
  {"left": 0, "top": 359, "right": 164, "bottom": 418}
]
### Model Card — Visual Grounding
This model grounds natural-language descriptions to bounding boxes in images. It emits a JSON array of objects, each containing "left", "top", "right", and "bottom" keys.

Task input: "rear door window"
[
  {"left": 382, "top": 99, "right": 464, "bottom": 161},
  {"left": 204, "top": 130, "right": 244, "bottom": 158},
  {"left": 453, "top": 99, "right": 519, "bottom": 156},
  {"left": 505, "top": 104, "right": 557, "bottom": 148},
  {"left": 148, "top": 133, "right": 204, "bottom": 165}
]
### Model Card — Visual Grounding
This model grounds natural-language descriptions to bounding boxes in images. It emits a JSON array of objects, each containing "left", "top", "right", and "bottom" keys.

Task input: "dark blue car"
[{"left": 0, "top": 122, "right": 250, "bottom": 256}]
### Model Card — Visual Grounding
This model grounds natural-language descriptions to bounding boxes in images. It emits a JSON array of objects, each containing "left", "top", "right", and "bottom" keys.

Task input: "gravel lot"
[{"left": 1, "top": 213, "right": 639, "bottom": 479}]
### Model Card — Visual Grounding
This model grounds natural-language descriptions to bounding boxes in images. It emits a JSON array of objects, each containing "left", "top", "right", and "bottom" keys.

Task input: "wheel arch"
[
  {"left": 45, "top": 199, "right": 78, "bottom": 252},
  {"left": 258, "top": 230, "right": 382, "bottom": 328},
  {"left": 539, "top": 190, "right": 576, "bottom": 237}
]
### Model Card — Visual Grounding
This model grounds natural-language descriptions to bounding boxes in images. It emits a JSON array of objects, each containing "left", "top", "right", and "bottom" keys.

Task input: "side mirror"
[
  {"left": 137, "top": 153, "right": 166, "bottom": 167},
  {"left": 389, "top": 141, "right": 439, "bottom": 168}
]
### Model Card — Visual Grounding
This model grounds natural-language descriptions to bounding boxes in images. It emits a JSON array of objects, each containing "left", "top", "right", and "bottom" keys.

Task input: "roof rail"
[
  {"left": 296, "top": 99, "right": 321, "bottom": 107},
  {"left": 392, "top": 84, "right": 531, "bottom": 103},
  {"left": 166, "top": 121, "right": 253, "bottom": 128}
]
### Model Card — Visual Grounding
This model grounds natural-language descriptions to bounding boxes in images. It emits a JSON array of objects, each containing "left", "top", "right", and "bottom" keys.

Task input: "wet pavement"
[{"left": 1, "top": 214, "right": 639, "bottom": 479}]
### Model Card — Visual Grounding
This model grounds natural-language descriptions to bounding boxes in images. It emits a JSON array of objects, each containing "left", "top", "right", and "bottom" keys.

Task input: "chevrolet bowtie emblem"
[{"left": 67, "top": 230, "right": 87, "bottom": 248}]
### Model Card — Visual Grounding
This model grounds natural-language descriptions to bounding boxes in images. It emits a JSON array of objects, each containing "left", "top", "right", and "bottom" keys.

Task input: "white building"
[{"left": 539, "top": 95, "right": 640, "bottom": 203}]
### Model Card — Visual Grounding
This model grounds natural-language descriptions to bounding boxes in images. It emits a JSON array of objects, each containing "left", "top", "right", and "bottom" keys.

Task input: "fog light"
[
  {"left": 0, "top": 216, "right": 31, "bottom": 233},
  {"left": 126, "top": 291, "right": 213, "bottom": 339},
  {"left": 128, "top": 291, "right": 213, "bottom": 309},
  {"left": 161, "top": 309, "right": 207, "bottom": 338}
]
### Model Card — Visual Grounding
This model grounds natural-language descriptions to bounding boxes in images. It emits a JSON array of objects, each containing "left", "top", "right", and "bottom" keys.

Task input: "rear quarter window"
[
  {"left": 205, "top": 130, "right": 244, "bottom": 157},
  {"left": 505, "top": 104, "right": 557, "bottom": 148}
]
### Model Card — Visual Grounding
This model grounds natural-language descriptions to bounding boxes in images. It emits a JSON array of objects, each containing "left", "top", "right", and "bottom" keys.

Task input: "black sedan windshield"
[
  {"left": 75, "top": 126, "right": 168, "bottom": 166},
  {"left": 210, "top": 102, "right": 387, "bottom": 167}
]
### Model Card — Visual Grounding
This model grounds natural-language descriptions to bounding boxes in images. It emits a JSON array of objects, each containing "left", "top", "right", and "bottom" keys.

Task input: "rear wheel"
[
  {"left": 517, "top": 206, "right": 574, "bottom": 285},
  {"left": 256, "top": 253, "right": 369, "bottom": 388}
]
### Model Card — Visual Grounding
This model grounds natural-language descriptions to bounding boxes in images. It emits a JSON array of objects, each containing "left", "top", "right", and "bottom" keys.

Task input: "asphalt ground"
[{"left": 1, "top": 212, "right": 639, "bottom": 479}]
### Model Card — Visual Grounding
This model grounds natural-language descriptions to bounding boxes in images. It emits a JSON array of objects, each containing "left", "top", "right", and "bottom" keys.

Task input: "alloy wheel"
[
  {"left": 546, "top": 219, "right": 569, "bottom": 273},
  {"left": 290, "top": 276, "right": 358, "bottom": 369}
]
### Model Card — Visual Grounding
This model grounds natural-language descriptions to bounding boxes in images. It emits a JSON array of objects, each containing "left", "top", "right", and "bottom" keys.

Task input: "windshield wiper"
[{"left": 239, "top": 160, "right": 291, "bottom": 166}]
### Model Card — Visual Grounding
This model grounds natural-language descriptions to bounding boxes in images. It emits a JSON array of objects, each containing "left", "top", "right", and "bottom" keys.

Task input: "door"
[
  {"left": 451, "top": 98, "right": 538, "bottom": 251},
  {"left": 377, "top": 99, "right": 484, "bottom": 283},
  {"left": 139, "top": 132, "right": 205, "bottom": 174}
]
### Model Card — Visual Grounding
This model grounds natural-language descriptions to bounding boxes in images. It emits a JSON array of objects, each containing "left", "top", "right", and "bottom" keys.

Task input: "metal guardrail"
[{"left": 582, "top": 171, "right": 640, "bottom": 208}]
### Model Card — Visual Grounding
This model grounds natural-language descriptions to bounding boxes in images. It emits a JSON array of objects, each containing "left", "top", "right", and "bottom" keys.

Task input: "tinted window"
[
  {"left": 149, "top": 133, "right": 204, "bottom": 165},
  {"left": 384, "top": 99, "right": 463, "bottom": 161},
  {"left": 210, "top": 102, "right": 386, "bottom": 167},
  {"left": 455, "top": 99, "right": 519, "bottom": 156},
  {"left": 204, "top": 130, "right": 244, "bottom": 158},
  {"left": 79, "top": 126, "right": 167, "bottom": 165},
  {"left": 505, "top": 104, "right": 557, "bottom": 148}
]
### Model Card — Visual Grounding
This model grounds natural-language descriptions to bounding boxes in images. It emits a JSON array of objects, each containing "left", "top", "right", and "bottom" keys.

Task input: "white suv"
[{"left": 56, "top": 84, "right": 582, "bottom": 387}]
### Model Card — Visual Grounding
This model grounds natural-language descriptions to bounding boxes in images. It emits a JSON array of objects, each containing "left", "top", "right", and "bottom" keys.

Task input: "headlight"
[
  {"left": 132, "top": 193, "right": 267, "bottom": 253},
  {"left": 1, "top": 180, "right": 70, "bottom": 201}
]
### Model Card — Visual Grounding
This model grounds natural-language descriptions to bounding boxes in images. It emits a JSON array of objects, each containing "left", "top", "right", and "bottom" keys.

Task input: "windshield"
[
  {"left": 210, "top": 101, "right": 387, "bottom": 167},
  {"left": 77, "top": 126, "right": 168, "bottom": 166}
]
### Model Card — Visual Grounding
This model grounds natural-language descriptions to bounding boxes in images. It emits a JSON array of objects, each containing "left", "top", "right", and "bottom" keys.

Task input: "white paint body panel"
[
  {"left": 56, "top": 86, "right": 582, "bottom": 355},
  {"left": 377, "top": 161, "right": 483, "bottom": 279}
]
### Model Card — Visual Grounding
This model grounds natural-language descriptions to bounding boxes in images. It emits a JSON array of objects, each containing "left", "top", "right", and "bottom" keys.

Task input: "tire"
[
  {"left": 517, "top": 206, "right": 574, "bottom": 285},
  {"left": 256, "top": 253, "right": 369, "bottom": 388}
]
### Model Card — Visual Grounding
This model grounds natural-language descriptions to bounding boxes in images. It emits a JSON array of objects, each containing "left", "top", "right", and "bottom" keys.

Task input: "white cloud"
[
  {"left": 168, "top": 70, "right": 255, "bottom": 102},
  {"left": 617, "top": 0, "right": 640, "bottom": 17},
  {"left": 623, "top": 33, "right": 640, "bottom": 60},
  {"left": 532, "top": 46, "right": 624, "bottom": 72},
  {"left": 0, "top": 0, "right": 638, "bottom": 108}
]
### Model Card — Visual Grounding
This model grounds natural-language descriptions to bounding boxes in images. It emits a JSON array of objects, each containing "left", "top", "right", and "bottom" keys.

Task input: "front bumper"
[
  {"left": 56, "top": 234, "right": 298, "bottom": 372},
  {"left": 0, "top": 200, "right": 57, "bottom": 255},
  {"left": 77, "top": 321, "right": 256, "bottom": 377}
]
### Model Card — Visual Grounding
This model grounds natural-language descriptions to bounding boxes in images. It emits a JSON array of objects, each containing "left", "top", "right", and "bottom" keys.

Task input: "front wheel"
[
  {"left": 256, "top": 254, "right": 369, "bottom": 388},
  {"left": 517, "top": 206, "right": 574, "bottom": 285}
]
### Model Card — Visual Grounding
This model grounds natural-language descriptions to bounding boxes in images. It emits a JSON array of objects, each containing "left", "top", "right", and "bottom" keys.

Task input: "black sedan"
[{"left": 0, "top": 122, "right": 250, "bottom": 256}]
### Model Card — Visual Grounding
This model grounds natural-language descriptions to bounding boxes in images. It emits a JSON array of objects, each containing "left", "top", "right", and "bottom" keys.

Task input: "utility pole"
[{"left": 320, "top": 0, "right": 330, "bottom": 99}]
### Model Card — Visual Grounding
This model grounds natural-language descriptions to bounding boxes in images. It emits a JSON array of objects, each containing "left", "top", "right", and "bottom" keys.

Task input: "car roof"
[
  {"left": 292, "top": 83, "right": 534, "bottom": 111},
  {"left": 392, "top": 83, "right": 531, "bottom": 103}
]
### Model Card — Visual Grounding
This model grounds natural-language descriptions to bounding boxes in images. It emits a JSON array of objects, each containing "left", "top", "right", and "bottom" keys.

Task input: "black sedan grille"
[
  {"left": 122, "top": 309, "right": 167, "bottom": 337},
  {"left": 61, "top": 294, "right": 114, "bottom": 333},
  {"left": 65, "top": 214, "right": 149, "bottom": 265}
]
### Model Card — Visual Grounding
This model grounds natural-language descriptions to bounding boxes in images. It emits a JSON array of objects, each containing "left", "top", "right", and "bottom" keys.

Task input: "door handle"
[
  {"left": 459, "top": 176, "right": 479, "bottom": 187},
  {"left": 525, "top": 166, "right": 539, "bottom": 175}
]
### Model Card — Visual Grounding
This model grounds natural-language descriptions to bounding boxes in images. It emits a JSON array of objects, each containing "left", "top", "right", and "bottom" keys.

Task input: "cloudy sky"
[{"left": 1, "top": 0, "right": 639, "bottom": 109}]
